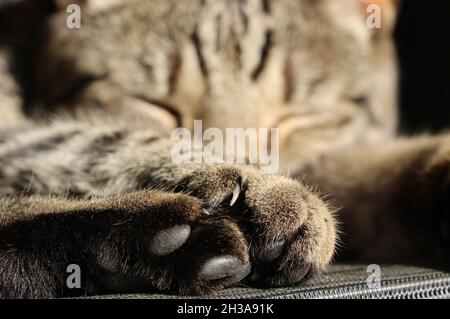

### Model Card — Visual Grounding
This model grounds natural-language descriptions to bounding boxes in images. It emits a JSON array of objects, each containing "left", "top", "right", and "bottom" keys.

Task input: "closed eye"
[
  {"left": 53, "top": 74, "right": 106, "bottom": 106},
  {"left": 352, "top": 96, "right": 369, "bottom": 108},
  {"left": 131, "top": 94, "right": 182, "bottom": 127}
]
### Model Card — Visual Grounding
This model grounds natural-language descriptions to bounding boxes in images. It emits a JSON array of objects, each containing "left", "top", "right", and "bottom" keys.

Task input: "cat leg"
[
  {"left": 299, "top": 135, "right": 450, "bottom": 268},
  {"left": 0, "top": 120, "right": 337, "bottom": 293},
  {"left": 0, "top": 192, "right": 254, "bottom": 298}
]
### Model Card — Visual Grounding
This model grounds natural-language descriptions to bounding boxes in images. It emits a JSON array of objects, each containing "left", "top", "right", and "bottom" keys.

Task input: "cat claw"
[{"left": 230, "top": 183, "right": 241, "bottom": 206}]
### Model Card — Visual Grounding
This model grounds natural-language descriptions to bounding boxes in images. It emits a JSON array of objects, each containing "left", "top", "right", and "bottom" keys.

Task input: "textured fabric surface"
[{"left": 86, "top": 264, "right": 450, "bottom": 299}]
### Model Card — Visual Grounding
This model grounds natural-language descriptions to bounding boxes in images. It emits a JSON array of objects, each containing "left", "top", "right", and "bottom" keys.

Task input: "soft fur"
[{"left": 0, "top": 0, "right": 448, "bottom": 298}]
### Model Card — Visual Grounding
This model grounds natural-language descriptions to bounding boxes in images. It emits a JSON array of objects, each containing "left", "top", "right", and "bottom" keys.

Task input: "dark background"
[{"left": 395, "top": 0, "right": 450, "bottom": 134}]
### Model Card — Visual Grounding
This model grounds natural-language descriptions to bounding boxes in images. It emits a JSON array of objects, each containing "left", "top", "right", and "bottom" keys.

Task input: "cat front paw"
[
  {"left": 179, "top": 164, "right": 337, "bottom": 287},
  {"left": 87, "top": 191, "right": 251, "bottom": 295},
  {"left": 0, "top": 174, "right": 336, "bottom": 297}
]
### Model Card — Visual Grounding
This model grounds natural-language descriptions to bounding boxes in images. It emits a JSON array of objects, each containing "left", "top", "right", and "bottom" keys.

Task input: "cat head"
[{"left": 32, "top": 0, "right": 399, "bottom": 171}]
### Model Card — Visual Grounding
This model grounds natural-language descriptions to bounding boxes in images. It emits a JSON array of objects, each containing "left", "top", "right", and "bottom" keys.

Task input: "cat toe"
[
  {"left": 258, "top": 240, "right": 285, "bottom": 263},
  {"left": 200, "top": 256, "right": 251, "bottom": 283},
  {"left": 150, "top": 224, "right": 191, "bottom": 256}
]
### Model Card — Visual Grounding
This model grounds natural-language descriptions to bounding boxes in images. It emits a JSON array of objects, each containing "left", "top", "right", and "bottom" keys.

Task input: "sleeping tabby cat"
[{"left": 0, "top": 0, "right": 448, "bottom": 298}]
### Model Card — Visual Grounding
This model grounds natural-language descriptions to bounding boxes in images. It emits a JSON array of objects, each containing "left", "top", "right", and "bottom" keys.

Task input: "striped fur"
[{"left": 0, "top": 0, "right": 448, "bottom": 298}]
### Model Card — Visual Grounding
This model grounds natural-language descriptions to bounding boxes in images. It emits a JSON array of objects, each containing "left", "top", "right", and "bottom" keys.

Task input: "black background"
[{"left": 395, "top": 0, "right": 450, "bottom": 134}]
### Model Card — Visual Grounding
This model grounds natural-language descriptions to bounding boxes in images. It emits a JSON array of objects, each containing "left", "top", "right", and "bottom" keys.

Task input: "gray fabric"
[{"left": 86, "top": 264, "right": 450, "bottom": 299}]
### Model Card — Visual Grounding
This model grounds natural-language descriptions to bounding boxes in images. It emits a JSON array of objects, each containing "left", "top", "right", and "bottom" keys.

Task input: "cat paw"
[
  {"left": 0, "top": 172, "right": 336, "bottom": 297},
  {"left": 179, "top": 164, "right": 337, "bottom": 287},
  {"left": 90, "top": 191, "right": 251, "bottom": 294}
]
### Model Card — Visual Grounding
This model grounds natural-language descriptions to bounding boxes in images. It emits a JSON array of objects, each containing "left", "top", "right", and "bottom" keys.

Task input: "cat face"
[{"left": 36, "top": 0, "right": 398, "bottom": 172}]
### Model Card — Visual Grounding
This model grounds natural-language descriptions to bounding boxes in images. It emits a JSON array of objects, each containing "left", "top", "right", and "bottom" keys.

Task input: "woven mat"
[{"left": 84, "top": 264, "right": 450, "bottom": 299}]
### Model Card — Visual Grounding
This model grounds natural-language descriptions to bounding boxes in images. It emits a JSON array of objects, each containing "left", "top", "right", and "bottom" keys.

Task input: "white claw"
[
  {"left": 230, "top": 183, "right": 241, "bottom": 206},
  {"left": 203, "top": 208, "right": 210, "bottom": 215}
]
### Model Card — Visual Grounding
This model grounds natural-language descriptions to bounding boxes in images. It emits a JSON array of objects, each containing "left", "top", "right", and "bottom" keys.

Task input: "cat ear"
[{"left": 323, "top": 0, "right": 399, "bottom": 39}]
